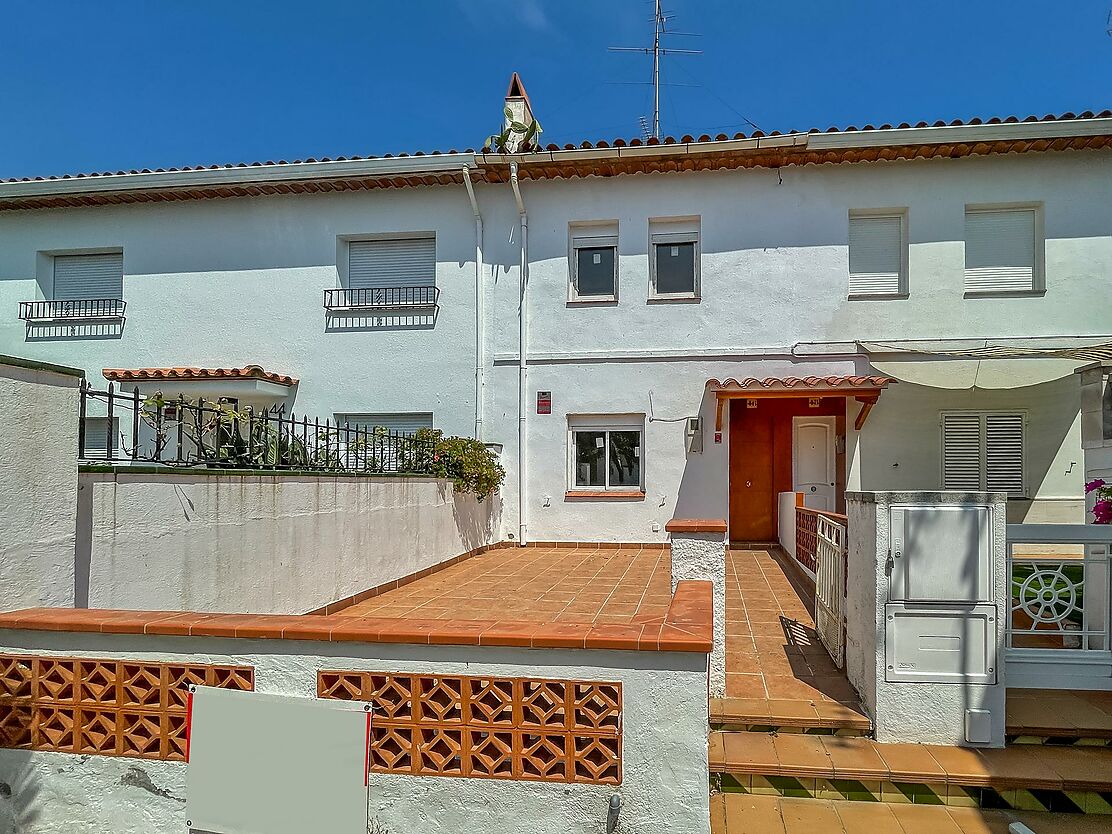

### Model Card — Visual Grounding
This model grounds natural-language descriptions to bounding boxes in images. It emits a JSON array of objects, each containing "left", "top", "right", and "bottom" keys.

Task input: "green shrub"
[{"left": 413, "top": 428, "right": 505, "bottom": 499}]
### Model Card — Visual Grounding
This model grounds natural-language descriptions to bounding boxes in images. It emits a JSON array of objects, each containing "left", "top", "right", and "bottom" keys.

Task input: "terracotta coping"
[
  {"left": 665, "top": 518, "right": 728, "bottom": 534},
  {"left": 0, "top": 580, "right": 713, "bottom": 654}
]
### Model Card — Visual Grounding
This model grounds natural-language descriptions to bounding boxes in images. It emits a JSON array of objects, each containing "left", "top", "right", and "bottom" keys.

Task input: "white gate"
[
  {"left": 814, "top": 514, "right": 847, "bottom": 669},
  {"left": 1006, "top": 524, "right": 1112, "bottom": 690}
]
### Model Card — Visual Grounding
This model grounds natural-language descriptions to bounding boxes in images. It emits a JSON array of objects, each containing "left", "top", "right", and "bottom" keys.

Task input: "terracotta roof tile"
[
  {"left": 3, "top": 110, "right": 1108, "bottom": 185},
  {"left": 707, "top": 375, "right": 895, "bottom": 392},
  {"left": 102, "top": 365, "right": 297, "bottom": 386}
]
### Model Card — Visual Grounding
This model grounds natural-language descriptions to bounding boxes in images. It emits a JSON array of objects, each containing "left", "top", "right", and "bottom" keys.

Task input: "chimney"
[{"left": 503, "top": 72, "right": 536, "bottom": 152}]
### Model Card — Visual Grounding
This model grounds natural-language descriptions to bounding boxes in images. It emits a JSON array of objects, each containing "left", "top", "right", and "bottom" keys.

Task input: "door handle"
[{"left": 746, "top": 480, "right": 752, "bottom": 488}]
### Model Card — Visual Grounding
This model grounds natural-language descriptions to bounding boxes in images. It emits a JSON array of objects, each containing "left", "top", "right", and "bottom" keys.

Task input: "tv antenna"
[{"left": 609, "top": 0, "right": 701, "bottom": 140}]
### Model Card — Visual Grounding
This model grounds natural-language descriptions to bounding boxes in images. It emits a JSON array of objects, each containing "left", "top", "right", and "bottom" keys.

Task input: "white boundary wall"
[
  {"left": 0, "top": 631, "right": 711, "bottom": 834},
  {"left": 77, "top": 470, "right": 500, "bottom": 614},
  {"left": 0, "top": 358, "right": 83, "bottom": 611}
]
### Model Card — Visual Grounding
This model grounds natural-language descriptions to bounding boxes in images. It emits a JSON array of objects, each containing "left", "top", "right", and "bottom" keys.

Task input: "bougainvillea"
[{"left": 1087, "top": 478, "right": 1112, "bottom": 524}]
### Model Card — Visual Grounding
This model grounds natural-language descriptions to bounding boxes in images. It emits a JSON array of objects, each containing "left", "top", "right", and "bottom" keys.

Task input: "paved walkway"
[
  {"left": 336, "top": 545, "right": 673, "bottom": 625},
  {"left": 725, "top": 547, "right": 861, "bottom": 706}
]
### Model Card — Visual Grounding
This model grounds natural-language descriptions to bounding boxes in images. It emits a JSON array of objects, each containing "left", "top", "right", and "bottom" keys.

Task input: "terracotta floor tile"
[
  {"left": 819, "top": 736, "right": 888, "bottom": 779},
  {"left": 922, "top": 744, "right": 992, "bottom": 784},
  {"left": 874, "top": 741, "right": 947, "bottom": 782},
  {"left": 725, "top": 673, "right": 768, "bottom": 699},
  {"left": 712, "top": 697, "right": 771, "bottom": 722},
  {"left": 771, "top": 732, "right": 834, "bottom": 776},
  {"left": 889, "top": 803, "right": 964, "bottom": 834},
  {"left": 717, "top": 730, "right": 777, "bottom": 771},
  {"left": 721, "top": 793, "right": 786, "bottom": 834},
  {"left": 777, "top": 797, "right": 843, "bottom": 834},
  {"left": 831, "top": 799, "right": 902, "bottom": 833}
]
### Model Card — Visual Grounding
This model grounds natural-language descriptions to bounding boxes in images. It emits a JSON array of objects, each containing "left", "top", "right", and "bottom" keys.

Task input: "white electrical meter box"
[
  {"left": 889, "top": 504, "right": 993, "bottom": 603},
  {"left": 885, "top": 603, "right": 996, "bottom": 684},
  {"left": 186, "top": 686, "right": 371, "bottom": 834}
]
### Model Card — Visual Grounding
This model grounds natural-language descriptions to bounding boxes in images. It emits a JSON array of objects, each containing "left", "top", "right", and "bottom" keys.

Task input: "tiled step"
[
  {"left": 711, "top": 792, "right": 1112, "bottom": 834},
  {"left": 710, "top": 731, "right": 1112, "bottom": 814},
  {"left": 1007, "top": 689, "right": 1112, "bottom": 747},
  {"left": 710, "top": 697, "right": 871, "bottom": 737}
]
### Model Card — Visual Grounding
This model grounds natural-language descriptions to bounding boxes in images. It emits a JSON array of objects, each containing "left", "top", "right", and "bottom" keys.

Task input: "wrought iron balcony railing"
[
  {"left": 18, "top": 298, "right": 126, "bottom": 321},
  {"left": 323, "top": 286, "right": 439, "bottom": 312}
]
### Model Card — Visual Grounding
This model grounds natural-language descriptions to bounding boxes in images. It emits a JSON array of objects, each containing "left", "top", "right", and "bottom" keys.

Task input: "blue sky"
[{"left": 1, "top": 1, "right": 1110, "bottom": 178}]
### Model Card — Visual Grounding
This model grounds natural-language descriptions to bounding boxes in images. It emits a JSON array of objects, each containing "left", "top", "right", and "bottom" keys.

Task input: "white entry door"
[{"left": 793, "top": 416, "right": 836, "bottom": 512}]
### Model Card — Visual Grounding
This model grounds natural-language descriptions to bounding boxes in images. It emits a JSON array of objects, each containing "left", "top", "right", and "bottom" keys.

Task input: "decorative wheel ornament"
[{"left": 1015, "top": 568, "right": 1080, "bottom": 626}]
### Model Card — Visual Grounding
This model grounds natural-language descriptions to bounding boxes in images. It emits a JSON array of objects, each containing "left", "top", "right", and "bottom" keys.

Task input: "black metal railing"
[
  {"left": 323, "top": 286, "right": 439, "bottom": 311},
  {"left": 19, "top": 299, "right": 126, "bottom": 321},
  {"left": 78, "top": 381, "right": 437, "bottom": 475}
]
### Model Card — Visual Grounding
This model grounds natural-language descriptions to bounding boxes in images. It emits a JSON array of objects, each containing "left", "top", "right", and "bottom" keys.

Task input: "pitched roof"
[
  {"left": 102, "top": 365, "right": 297, "bottom": 387},
  {"left": 0, "top": 110, "right": 1108, "bottom": 211}
]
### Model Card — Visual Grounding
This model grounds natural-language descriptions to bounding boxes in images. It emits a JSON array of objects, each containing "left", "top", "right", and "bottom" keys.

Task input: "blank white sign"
[{"left": 186, "top": 687, "right": 370, "bottom": 834}]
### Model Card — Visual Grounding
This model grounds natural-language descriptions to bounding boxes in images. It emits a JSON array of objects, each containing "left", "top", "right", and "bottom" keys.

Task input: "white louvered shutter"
[
  {"left": 984, "top": 413, "right": 1025, "bottom": 497},
  {"left": 348, "top": 238, "right": 436, "bottom": 289},
  {"left": 53, "top": 253, "right": 123, "bottom": 300},
  {"left": 849, "top": 214, "right": 903, "bottom": 296},
  {"left": 82, "top": 417, "right": 118, "bottom": 458},
  {"left": 336, "top": 413, "right": 433, "bottom": 436},
  {"left": 942, "top": 413, "right": 983, "bottom": 491},
  {"left": 964, "top": 209, "right": 1036, "bottom": 293}
]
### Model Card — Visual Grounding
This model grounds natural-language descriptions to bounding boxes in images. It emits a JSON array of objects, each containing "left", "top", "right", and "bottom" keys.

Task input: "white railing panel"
[{"left": 814, "top": 514, "right": 847, "bottom": 669}]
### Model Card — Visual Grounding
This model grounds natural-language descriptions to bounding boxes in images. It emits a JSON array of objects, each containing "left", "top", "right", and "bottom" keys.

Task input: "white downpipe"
[
  {"left": 509, "top": 162, "right": 528, "bottom": 546},
  {"left": 462, "top": 166, "right": 484, "bottom": 441}
]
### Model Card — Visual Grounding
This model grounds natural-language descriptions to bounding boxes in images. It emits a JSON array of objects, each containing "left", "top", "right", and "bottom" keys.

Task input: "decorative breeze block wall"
[
  {"left": 318, "top": 671, "right": 622, "bottom": 784},
  {"left": 0, "top": 654, "right": 253, "bottom": 760}
]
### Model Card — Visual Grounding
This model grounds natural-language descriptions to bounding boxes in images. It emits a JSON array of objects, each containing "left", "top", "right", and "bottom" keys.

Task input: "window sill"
[
  {"left": 847, "top": 292, "right": 909, "bottom": 301},
  {"left": 647, "top": 295, "right": 700, "bottom": 304},
  {"left": 566, "top": 297, "right": 618, "bottom": 307},
  {"left": 963, "top": 289, "right": 1046, "bottom": 299},
  {"left": 564, "top": 490, "right": 645, "bottom": 501}
]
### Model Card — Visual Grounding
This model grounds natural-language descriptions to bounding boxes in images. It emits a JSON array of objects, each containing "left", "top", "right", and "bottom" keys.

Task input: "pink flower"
[
  {"left": 1094, "top": 499, "right": 1112, "bottom": 525},
  {"left": 1087, "top": 478, "right": 1107, "bottom": 493}
]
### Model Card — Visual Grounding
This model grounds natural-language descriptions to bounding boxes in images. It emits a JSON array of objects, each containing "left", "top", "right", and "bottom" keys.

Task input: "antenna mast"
[{"left": 610, "top": 1, "right": 700, "bottom": 140}]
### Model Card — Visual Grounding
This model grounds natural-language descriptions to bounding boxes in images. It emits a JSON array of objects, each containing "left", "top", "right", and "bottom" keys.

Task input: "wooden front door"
[{"left": 729, "top": 404, "right": 775, "bottom": 541}]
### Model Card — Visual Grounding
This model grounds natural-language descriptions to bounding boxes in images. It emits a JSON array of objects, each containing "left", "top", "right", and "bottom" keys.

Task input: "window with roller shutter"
[
  {"left": 964, "top": 206, "right": 1042, "bottom": 294},
  {"left": 941, "top": 411, "right": 1025, "bottom": 497},
  {"left": 53, "top": 252, "right": 124, "bottom": 301},
  {"left": 848, "top": 211, "right": 907, "bottom": 297}
]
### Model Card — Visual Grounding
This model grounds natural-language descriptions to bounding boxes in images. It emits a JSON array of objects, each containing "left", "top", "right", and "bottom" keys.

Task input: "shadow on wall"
[
  {"left": 672, "top": 388, "right": 727, "bottom": 522},
  {"left": 449, "top": 483, "right": 501, "bottom": 552},
  {"left": 0, "top": 750, "right": 41, "bottom": 834},
  {"left": 24, "top": 321, "right": 124, "bottom": 342}
]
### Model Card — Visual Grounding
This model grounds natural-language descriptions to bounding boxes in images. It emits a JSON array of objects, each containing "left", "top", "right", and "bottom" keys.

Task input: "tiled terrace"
[
  {"left": 724, "top": 547, "right": 861, "bottom": 707},
  {"left": 337, "top": 544, "right": 674, "bottom": 625}
]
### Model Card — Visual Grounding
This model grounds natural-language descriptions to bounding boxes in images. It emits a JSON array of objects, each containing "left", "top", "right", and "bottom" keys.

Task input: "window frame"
[
  {"left": 847, "top": 208, "right": 908, "bottom": 299},
  {"left": 568, "top": 222, "right": 619, "bottom": 304},
  {"left": 962, "top": 203, "right": 1045, "bottom": 297},
  {"left": 648, "top": 229, "right": 701, "bottom": 301},
  {"left": 566, "top": 417, "right": 645, "bottom": 494},
  {"left": 940, "top": 410, "right": 1027, "bottom": 498}
]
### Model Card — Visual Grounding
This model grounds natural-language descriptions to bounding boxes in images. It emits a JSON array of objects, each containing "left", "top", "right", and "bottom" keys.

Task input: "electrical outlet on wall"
[{"left": 651, "top": 522, "right": 660, "bottom": 533}]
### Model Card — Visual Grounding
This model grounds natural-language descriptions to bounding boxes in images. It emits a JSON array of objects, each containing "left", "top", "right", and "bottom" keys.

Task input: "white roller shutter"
[
  {"left": 335, "top": 412, "right": 433, "bottom": 436},
  {"left": 941, "top": 412, "right": 1025, "bottom": 497},
  {"left": 984, "top": 413, "right": 1025, "bottom": 496},
  {"left": 942, "top": 413, "right": 983, "bottom": 491},
  {"left": 347, "top": 238, "right": 435, "bottom": 290},
  {"left": 849, "top": 214, "right": 903, "bottom": 296},
  {"left": 964, "top": 209, "right": 1036, "bottom": 293},
  {"left": 53, "top": 253, "right": 123, "bottom": 300}
]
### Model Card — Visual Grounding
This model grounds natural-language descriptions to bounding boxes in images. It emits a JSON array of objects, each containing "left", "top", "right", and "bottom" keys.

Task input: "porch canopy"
[
  {"left": 102, "top": 365, "right": 298, "bottom": 401},
  {"left": 708, "top": 375, "right": 896, "bottom": 432}
]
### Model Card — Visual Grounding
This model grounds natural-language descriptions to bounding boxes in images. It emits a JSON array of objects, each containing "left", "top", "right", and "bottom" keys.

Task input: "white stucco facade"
[
  {"left": 76, "top": 470, "right": 499, "bottom": 613},
  {"left": 0, "top": 144, "right": 1107, "bottom": 544},
  {"left": 0, "top": 631, "right": 710, "bottom": 834},
  {"left": 0, "top": 358, "right": 83, "bottom": 611}
]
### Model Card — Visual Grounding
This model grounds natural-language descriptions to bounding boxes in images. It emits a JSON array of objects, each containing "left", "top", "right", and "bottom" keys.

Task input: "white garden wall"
[
  {"left": 0, "top": 357, "right": 83, "bottom": 611},
  {"left": 0, "top": 630, "right": 710, "bottom": 834},
  {"left": 76, "top": 469, "right": 500, "bottom": 613}
]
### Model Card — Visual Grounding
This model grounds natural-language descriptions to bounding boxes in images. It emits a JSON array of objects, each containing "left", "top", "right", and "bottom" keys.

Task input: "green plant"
[
  {"left": 412, "top": 428, "right": 505, "bottom": 498},
  {"left": 484, "top": 106, "right": 543, "bottom": 153}
]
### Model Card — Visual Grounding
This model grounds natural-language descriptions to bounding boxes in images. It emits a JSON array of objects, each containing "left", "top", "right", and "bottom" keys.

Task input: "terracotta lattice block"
[
  {"left": 318, "top": 670, "right": 622, "bottom": 784},
  {"left": 0, "top": 654, "right": 254, "bottom": 761}
]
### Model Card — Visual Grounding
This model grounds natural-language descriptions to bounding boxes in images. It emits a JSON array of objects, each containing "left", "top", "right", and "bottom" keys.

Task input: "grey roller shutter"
[
  {"left": 82, "top": 417, "right": 119, "bottom": 458},
  {"left": 964, "top": 209, "right": 1036, "bottom": 293},
  {"left": 942, "top": 413, "right": 983, "bottom": 491},
  {"left": 335, "top": 413, "right": 434, "bottom": 436},
  {"left": 53, "top": 253, "right": 123, "bottom": 300},
  {"left": 849, "top": 215, "right": 903, "bottom": 296},
  {"left": 348, "top": 238, "right": 435, "bottom": 290}
]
